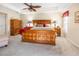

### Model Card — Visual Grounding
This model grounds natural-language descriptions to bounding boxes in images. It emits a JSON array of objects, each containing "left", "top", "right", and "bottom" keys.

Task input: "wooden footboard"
[{"left": 22, "top": 30, "right": 56, "bottom": 45}]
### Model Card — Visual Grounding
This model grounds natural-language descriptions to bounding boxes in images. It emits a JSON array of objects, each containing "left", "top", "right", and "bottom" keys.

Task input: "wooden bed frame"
[
  {"left": 22, "top": 30, "right": 56, "bottom": 45},
  {"left": 22, "top": 20, "right": 56, "bottom": 45}
]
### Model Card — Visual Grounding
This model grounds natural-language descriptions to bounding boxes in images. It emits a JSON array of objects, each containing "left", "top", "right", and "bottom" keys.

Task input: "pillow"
[
  {"left": 34, "top": 24, "right": 43, "bottom": 27},
  {"left": 45, "top": 24, "right": 50, "bottom": 27}
]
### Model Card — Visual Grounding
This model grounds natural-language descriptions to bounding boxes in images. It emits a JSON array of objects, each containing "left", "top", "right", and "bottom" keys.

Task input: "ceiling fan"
[{"left": 23, "top": 3, "right": 41, "bottom": 12}]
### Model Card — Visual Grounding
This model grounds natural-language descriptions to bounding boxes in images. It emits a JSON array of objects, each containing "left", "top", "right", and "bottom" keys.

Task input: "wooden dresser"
[{"left": 10, "top": 19, "right": 22, "bottom": 36}]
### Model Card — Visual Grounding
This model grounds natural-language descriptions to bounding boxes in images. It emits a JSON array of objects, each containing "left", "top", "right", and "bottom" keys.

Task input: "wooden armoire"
[{"left": 10, "top": 19, "right": 22, "bottom": 36}]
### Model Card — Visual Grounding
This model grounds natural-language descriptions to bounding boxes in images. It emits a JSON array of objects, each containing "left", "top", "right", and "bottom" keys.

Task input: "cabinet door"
[{"left": 10, "top": 20, "right": 22, "bottom": 35}]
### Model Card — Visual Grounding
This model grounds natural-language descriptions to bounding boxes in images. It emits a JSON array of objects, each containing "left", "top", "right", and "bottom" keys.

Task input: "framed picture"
[{"left": 75, "top": 11, "right": 79, "bottom": 23}]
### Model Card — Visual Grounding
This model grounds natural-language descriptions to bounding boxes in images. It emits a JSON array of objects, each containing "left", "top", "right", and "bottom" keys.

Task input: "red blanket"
[{"left": 19, "top": 27, "right": 32, "bottom": 35}]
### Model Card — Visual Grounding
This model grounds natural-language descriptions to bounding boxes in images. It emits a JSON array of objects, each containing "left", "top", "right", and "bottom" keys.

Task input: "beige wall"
[
  {"left": 0, "top": 5, "right": 21, "bottom": 35},
  {"left": 66, "top": 4, "right": 79, "bottom": 47}
]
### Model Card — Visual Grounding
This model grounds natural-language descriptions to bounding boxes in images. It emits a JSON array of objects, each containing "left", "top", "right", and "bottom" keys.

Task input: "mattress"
[{"left": 31, "top": 27, "right": 53, "bottom": 30}]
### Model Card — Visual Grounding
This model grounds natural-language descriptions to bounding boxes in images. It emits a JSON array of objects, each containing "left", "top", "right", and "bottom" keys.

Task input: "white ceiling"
[{"left": 0, "top": 3, "right": 73, "bottom": 14}]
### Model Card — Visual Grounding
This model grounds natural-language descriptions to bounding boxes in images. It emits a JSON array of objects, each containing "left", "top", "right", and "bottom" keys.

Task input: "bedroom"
[{"left": 0, "top": 3, "right": 79, "bottom": 56}]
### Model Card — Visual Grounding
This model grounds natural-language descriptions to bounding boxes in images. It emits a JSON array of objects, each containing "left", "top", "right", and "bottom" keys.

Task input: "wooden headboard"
[{"left": 32, "top": 20, "right": 51, "bottom": 25}]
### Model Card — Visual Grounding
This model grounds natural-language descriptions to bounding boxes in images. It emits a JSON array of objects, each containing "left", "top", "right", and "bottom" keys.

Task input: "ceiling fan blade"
[
  {"left": 32, "top": 6, "right": 41, "bottom": 8},
  {"left": 24, "top": 3, "right": 30, "bottom": 7}
]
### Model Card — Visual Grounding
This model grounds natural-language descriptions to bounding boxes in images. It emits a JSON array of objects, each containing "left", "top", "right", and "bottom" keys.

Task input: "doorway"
[
  {"left": 0, "top": 12, "right": 7, "bottom": 35},
  {"left": 62, "top": 11, "right": 69, "bottom": 37}
]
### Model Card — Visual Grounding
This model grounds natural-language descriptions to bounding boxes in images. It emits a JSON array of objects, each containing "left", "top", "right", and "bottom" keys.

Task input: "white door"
[
  {"left": 63, "top": 16, "right": 68, "bottom": 37},
  {"left": 0, "top": 13, "right": 6, "bottom": 35}
]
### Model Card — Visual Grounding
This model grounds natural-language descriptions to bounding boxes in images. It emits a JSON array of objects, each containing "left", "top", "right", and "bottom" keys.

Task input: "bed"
[{"left": 22, "top": 20, "right": 56, "bottom": 45}]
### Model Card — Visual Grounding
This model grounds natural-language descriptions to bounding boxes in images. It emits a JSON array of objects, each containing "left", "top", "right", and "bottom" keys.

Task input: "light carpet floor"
[{"left": 0, "top": 35, "right": 79, "bottom": 56}]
